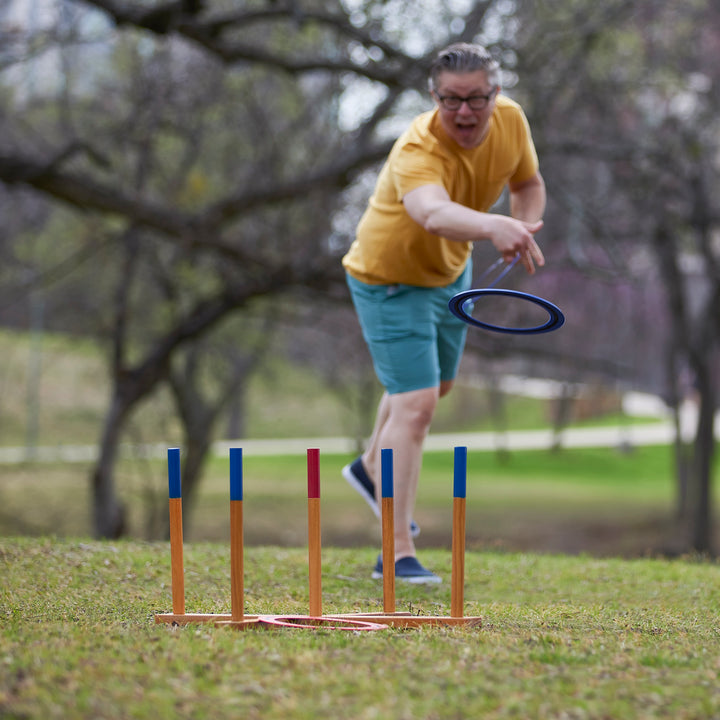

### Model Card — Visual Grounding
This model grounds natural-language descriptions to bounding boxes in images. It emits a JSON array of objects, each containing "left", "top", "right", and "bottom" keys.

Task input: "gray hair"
[{"left": 428, "top": 43, "right": 501, "bottom": 91}]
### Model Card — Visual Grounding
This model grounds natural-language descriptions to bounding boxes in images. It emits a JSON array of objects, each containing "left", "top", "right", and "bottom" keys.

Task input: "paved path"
[
  {"left": 1, "top": 417, "right": 714, "bottom": 464},
  {"left": 1, "top": 392, "right": 713, "bottom": 463},
  {"left": 217, "top": 419, "right": 705, "bottom": 456}
]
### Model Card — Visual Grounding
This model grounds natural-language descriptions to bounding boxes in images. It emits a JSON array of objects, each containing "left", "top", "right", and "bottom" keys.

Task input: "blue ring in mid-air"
[{"left": 448, "top": 288, "right": 565, "bottom": 335}]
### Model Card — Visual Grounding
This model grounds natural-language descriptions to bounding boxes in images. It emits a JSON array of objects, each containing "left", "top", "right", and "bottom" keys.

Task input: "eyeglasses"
[{"left": 435, "top": 89, "right": 497, "bottom": 111}]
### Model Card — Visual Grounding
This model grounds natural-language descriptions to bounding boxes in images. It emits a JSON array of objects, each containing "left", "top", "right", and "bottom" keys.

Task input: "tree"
[
  {"left": 510, "top": 0, "right": 720, "bottom": 552},
  {"left": 0, "top": 0, "right": 493, "bottom": 537},
  {"left": 3, "top": 0, "right": 717, "bottom": 553}
]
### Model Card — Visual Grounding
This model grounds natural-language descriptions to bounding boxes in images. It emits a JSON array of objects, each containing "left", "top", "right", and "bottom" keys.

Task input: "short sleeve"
[{"left": 390, "top": 142, "right": 448, "bottom": 200}]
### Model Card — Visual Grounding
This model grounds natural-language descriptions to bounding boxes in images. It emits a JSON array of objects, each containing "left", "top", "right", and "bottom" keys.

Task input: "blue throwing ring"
[{"left": 448, "top": 288, "right": 565, "bottom": 335}]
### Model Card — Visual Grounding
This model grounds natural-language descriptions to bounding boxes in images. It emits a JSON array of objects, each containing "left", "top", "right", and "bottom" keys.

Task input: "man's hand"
[{"left": 487, "top": 216, "right": 545, "bottom": 274}]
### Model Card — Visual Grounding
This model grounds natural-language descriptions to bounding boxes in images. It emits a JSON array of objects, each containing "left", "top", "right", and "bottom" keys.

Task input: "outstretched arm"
[{"left": 402, "top": 179, "right": 545, "bottom": 274}]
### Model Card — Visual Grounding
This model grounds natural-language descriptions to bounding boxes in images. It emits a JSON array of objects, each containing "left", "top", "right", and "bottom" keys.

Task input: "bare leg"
[
  {"left": 368, "top": 386, "right": 440, "bottom": 560},
  {"left": 360, "top": 391, "right": 391, "bottom": 481},
  {"left": 362, "top": 380, "right": 453, "bottom": 476},
  {"left": 358, "top": 380, "right": 456, "bottom": 560}
]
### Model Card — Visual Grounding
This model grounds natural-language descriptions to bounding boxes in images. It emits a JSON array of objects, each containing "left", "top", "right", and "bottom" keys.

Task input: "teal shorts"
[{"left": 346, "top": 262, "right": 472, "bottom": 395}]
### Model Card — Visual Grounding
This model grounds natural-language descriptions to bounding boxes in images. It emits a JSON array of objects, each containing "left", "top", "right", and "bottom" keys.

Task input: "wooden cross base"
[
  {"left": 155, "top": 612, "right": 390, "bottom": 631},
  {"left": 154, "top": 613, "right": 390, "bottom": 631},
  {"left": 154, "top": 611, "right": 481, "bottom": 630},
  {"left": 155, "top": 613, "right": 254, "bottom": 626}
]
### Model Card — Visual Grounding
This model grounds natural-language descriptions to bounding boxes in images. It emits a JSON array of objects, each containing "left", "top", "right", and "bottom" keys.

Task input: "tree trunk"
[
  {"left": 91, "top": 363, "right": 168, "bottom": 539},
  {"left": 687, "top": 362, "right": 717, "bottom": 554},
  {"left": 665, "top": 343, "right": 691, "bottom": 521},
  {"left": 91, "top": 395, "right": 129, "bottom": 539}
]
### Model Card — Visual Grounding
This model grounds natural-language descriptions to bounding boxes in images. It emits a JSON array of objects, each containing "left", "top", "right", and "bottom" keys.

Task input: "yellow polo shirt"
[{"left": 342, "top": 95, "right": 539, "bottom": 287}]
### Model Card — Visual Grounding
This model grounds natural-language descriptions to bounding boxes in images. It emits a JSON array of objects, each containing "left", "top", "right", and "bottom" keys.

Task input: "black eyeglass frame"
[{"left": 434, "top": 88, "right": 498, "bottom": 111}]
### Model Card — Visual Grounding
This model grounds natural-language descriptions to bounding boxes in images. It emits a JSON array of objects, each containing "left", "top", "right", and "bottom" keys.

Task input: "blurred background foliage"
[{"left": 0, "top": 0, "right": 718, "bottom": 550}]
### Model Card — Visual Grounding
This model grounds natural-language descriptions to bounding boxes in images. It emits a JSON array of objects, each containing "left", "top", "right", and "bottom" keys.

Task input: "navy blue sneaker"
[
  {"left": 371, "top": 555, "right": 442, "bottom": 585},
  {"left": 342, "top": 457, "right": 420, "bottom": 537}
]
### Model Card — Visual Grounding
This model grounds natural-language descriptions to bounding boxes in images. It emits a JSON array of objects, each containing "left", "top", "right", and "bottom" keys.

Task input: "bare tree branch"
[
  {"left": 0, "top": 136, "right": 394, "bottom": 239},
  {"left": 76, "top": 0, "right": 428, "bottom": 87}
]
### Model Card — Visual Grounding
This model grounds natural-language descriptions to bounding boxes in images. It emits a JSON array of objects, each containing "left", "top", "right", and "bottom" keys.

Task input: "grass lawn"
[
  {"left": 0, "top": 445, "right": 692, "bottom": 556},
  {"left": 2, "top": 299, "right": 718, "bottom": 716},
  {"left": 2, "top": 537, "right": 719, "bottom": 719}
]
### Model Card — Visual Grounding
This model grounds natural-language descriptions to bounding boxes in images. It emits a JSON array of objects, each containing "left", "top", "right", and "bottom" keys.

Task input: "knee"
[
  {"left": 398, "top": 391, "right": 438, "bottom": 439},
  {"left": 410, "top": 404, "right": 436, "bottom": 435}
]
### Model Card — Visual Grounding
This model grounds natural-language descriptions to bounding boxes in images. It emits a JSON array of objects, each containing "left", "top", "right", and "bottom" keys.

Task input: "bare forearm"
[
  {"left": 509, "top": 174, "right": 546, "bottom": 223},
  {"left": 423, "top": 202, "right": 497, "bottom": 242},
  {"left": 423, "top": 194, "right": 545, "bottom": 240}
]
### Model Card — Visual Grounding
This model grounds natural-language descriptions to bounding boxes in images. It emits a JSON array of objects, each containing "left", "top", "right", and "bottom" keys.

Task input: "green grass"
[
  {"left": 0, "top": 445, "right": 702, "bottom": 557},
  {"left": 2, "top": 537, "right": 720, "bottom": 719},
  {"left": 2, "top": 322, "right": 716, "bottom": 716}
]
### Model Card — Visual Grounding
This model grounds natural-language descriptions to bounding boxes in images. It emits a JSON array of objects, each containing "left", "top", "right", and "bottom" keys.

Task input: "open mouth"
[{"left": 455, "top": 123, "right": 477, "bottom": 139}]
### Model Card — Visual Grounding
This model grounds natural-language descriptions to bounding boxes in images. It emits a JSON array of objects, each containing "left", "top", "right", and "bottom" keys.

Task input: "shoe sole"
[
  {"left": 342, "top": 464, "right": 421, "bottom": 538},
  {"left": 342, "top": 464, "right": 380, "bottom": 517},
  {"left": 371, "top": 570, "right": 442, "bottom": 584}
]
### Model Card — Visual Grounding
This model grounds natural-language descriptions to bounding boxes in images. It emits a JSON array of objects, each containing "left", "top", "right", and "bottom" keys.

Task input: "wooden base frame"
[
  {"left": 156, "top": 447, "right": 482, "bottom": 633},
  {"left": 155, "top": 612, "right": 250, "bottom": 626},
  {"left": 155, "top": 611, "right": 481, "bottom": 630},
  {"left": 155, "top": 613, "right": 389, "bottom": 631}
]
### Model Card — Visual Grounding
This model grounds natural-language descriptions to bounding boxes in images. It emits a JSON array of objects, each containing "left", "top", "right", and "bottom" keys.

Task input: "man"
[{"left": 342, "top": 43, "right": 546, "bottom": 583}]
